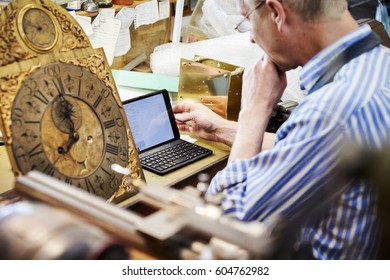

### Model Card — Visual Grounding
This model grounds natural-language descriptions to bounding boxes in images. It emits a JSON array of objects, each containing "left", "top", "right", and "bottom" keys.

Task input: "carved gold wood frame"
[
  {"left": 0, "top": 48, "right": 144, "bottom": 200},
  {"left": 0, "top": 0, "right": 91, "bottom": 67}
]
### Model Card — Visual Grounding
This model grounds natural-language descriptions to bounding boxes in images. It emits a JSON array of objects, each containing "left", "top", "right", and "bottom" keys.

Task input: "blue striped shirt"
[{"left": 207, "top": 25, "right": 390, "bottom": 259}]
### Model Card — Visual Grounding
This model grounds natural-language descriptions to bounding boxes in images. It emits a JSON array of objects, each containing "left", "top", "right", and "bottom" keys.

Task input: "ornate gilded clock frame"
[
  {"left": 0, "top": 0, "right": 144, "bottom": 202},
  {"left": 0, "top": 0, "right": 90, "bottom": 67}
]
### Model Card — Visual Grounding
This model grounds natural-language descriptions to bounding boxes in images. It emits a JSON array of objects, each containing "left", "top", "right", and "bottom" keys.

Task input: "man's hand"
[
  {"left": 173, "top": 102, "right": 237, "bottom": 146},
  {"left": 228, "top": 55, "right": 287, "bottom": 163},
  {"left": 241, "top": 55, "right": 287, "bottom": 114}
]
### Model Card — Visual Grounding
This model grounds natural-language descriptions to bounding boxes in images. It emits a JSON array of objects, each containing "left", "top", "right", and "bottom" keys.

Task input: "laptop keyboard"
[{"left": 140, "top": 141, "right": 212, "bottom": 175}]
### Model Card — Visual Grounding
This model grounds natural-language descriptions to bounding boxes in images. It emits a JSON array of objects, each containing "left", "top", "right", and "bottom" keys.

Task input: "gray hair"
[{"left": 255, "top": 0, "right": 349, "bottom": 21}]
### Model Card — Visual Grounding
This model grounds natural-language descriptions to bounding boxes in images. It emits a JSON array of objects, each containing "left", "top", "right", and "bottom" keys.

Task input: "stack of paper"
[{"left": 70, "top": 0, "right": 171, "bottom": 66}]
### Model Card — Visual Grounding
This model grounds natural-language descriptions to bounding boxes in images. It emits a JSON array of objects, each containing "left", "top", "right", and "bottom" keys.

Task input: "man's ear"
[{"left": 266, "top": 0, "right": 286, "bottom": 32}]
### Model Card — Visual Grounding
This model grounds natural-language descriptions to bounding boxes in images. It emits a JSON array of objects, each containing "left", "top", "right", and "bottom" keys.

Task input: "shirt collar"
[{"left": 299, "top": 24, "right": 372, "bottom": 93}]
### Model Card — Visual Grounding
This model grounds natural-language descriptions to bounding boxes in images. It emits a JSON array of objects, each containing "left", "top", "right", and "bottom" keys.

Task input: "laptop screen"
[{"left": 122, "top": 90, "right": 178, "bottom": 152}]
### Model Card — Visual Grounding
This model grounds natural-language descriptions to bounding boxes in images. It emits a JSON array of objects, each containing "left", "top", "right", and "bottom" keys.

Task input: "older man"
[{"left": 173, "top": 0, "right": 390, "bottom": 259}]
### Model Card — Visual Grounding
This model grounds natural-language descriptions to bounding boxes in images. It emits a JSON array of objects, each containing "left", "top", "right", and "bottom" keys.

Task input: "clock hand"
[
  {"left": 59, "top": 99, "right": 81, "bottom": 153},
  {"left": 53, "top": 83, "right": 79, "bottom": 152},
  {"left": 65, "top": 121, "right": 79, "bottom": 153},
  {"left": 52, "top": 81, "right": 82, "bottom": 150}
]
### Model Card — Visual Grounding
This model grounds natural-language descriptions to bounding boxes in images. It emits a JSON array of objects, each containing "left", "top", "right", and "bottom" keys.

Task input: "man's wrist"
[{"left": 215, "top": 119, "right": 237, "bottom": 147}]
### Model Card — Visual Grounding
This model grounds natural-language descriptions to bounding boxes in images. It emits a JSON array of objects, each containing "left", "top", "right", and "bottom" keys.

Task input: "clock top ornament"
[
  {"left": 0, "top": 0, "right": 144, "bottom": 201},
  {"left": 1, "top": 0, "right": 90, "bottom": 66}
]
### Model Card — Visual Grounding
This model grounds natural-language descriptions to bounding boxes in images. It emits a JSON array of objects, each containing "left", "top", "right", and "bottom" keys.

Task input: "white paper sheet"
[
  {"left": 134, "top": 0, "right": 159, "bottom": 29},
  {"left": 114, "top": 8, "right": 135, "bottom": 57},
  {"left": 89, "top": 14, "right": 121, "bottom": 66},
  {"left": 98, "top": 8, "right": 115, "bottom": 18},
  {"left": 158, "top": 0, "right": 170, "bottom": 20},
  {"left": 68, "top": 11, "right": 93, "bottom": 36}
]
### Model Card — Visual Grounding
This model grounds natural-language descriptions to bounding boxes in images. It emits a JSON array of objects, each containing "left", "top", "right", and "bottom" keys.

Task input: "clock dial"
[
  {"left": 10, "top": 62, "right": 129, "bottom": 199},
  {"left": 18, "top": 6, "right": 57, "bottom": 52},
  {"left": 41, "top": 95, "right": 104, "bottom": 178}
]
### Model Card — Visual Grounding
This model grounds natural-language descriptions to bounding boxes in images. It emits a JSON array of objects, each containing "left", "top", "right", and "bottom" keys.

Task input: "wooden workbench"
[{"left": 0, "top": 136, "right": 230, "bottom": 200}]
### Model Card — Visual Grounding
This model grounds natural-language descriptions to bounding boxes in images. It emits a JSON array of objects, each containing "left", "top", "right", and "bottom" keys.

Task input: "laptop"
[{"left": 122, "top": 89, "right": 212, "bottom": 175}]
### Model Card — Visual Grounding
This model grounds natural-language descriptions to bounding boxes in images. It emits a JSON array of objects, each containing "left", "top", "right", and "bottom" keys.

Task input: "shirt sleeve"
[{"left": 206, "top": 107, "right": 345, "bottom": 223}]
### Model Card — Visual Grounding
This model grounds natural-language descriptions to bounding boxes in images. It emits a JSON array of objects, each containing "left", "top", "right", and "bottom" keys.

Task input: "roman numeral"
[
  {"left": 85, "top": 178, "right": 94, "bottom": 193},
  {"left": 77, "top": 79, "right": 82, "bottom": 96},
  {"left": 28, "top": 143, "right": 44, "bottom": 157},
  {"left": 34, "top": 90, "right": 49, "bottom": 105},
  {"left": 103, "top": 119, "right": 116, "bottom": 129},
  {"left": 24, "top": 120, "right": 40, "bottom": 124},
  {"left": 101, "top": 88, "right": 111, "bottom": 98},
  {"left": 101, "top": 167, "right": 111, "bottom": 177},
  {"left": 53, "top": 78, "right": 66, "bottom": 95},
  {"left": 93, "top": 95, "right": 102, "bottom": 109},
  {"left": 106, "top": 143, "right": 118, "bottom": 155},
  {"left": 15, "top": 151, "right": 26, "bottom": 159},
  {"left": 43, "top": 164, "right": 55, "bottom": 176},
  {"left": 65, "top": 178, "right": 73, "bottom": 185}
]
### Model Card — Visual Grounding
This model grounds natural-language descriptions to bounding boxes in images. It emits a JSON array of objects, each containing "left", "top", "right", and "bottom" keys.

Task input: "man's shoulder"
[{"left": 340, "top": 44, "right": 390, "bottom": 88}]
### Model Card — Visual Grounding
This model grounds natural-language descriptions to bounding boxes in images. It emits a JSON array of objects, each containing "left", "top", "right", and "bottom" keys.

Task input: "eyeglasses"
[{"left": 234, "top": 0, "right": 265, "bottom": 33}]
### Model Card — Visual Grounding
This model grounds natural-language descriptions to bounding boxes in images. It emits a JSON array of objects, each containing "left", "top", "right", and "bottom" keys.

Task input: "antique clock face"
[
  {"left": 10, "top": 62, "right": 129, "bottom": 199},
  {"left": 17, "top": 5, "right": 58, "bottom": 52}
]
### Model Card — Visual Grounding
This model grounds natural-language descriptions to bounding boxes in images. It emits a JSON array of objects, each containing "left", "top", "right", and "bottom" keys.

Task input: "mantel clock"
[{"left": 0, "top": 0, "right": 144, "bottom": 201}]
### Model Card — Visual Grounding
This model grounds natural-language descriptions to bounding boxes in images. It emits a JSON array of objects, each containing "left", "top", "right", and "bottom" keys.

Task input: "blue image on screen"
[{"left": 123, "top": 93, "right": 175, "bottom": 152}]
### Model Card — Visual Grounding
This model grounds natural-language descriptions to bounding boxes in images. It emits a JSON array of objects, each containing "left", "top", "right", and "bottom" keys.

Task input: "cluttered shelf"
[
  {"left": 74, "top": 1, "right": 172, "bottom": 71},
  {"left": 109, "top": 0, "right": 197, "bottom": 70}
]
